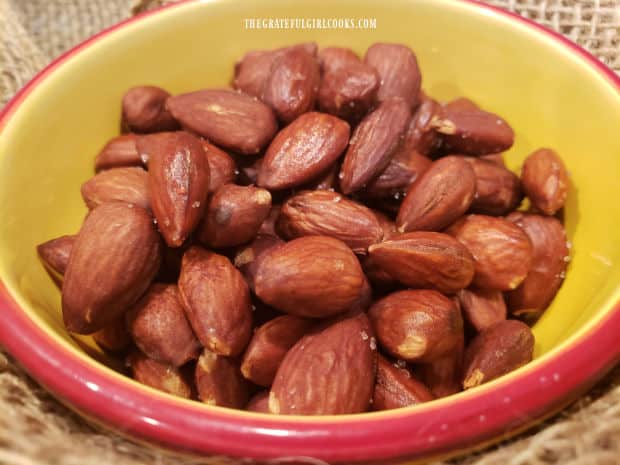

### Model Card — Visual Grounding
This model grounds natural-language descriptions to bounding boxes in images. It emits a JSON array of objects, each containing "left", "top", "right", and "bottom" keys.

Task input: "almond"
[
  {"left": 319, "top": 47, "right": 361, "bottom": 74},
  {"left": 234, "top": 234, "right": 284, "bottom": 291},
  {"left": 480, "top": 153, "right": 506, "bottom": 166},
  {"left": 364, "top": 43, "right": 421, "bottom": 107},
  {"left": 369, "top": 289, "right": 463, "bottom": 363},
  {"left": 246, "top": 391, "right": 270, "bottom": 413},
  {"left": 339, "top": 98, "right": 411, "bottom": 194},
  {"left": 363, "top": 149, "right": 432, "bottom": 199},
  {"left": 121, "top": 85, "right": 179, "bottom": 133},
  {"left": 178, "top": 247, "right": 252, "bottom": 356},
  {"left": 257, "top": 204, "right": 282, "bottom": 237},
  {"left": 262, "top": 48, "right": 320, "bottom": 123},
  {"left": 372, "top": 355, "right": 434, "bottom": 411},
  {"left": 505, "top": 212, "right": 569, "bottom": 319},
  {"left": 433, "top": 108, "right": 515, "bottom": 155},
  {"left": 521, "top": 148, "right": 569, "bottom": 215},
  {"left": 80, "top": 167, "right": 150, "bottom": 210},
  {"left": 140, "top": 132, "right": 210, "bottom": 247},
  {"left": 269, "top": 313, "right": 376, "bottom": 415},
  {"left": 240, "top": 315, "right": 314, "bottom": 387},
  {"left": 126, "top": 283, "right": 201, "bottom": 367},
  {"left": 166, "top": 89, "right": 278, "bottom": 155},
  {"left": 195, "top": 349, "right": 249, "bottom": 408},
  {"left": 92, "top": 316, "right": 131, "bottom": 353},
  {"left": 417, "top": 338, "right": 464, "bottom": 398},
  {"left": 94, "top": 134, "right": 143, "bottom": 172},
  {"left": 462, "top": 320, "right": 534, "bottom": 389},
  {"left": 201, "top": 140, "right": 237, "bottom": 193},
  {"left": 62, "top": 202, "right": 161, "bottom": 334},
  {"left": 198, "top": 184, "right": 272, "bottom": 248},
  {"left": 447, "top": 214, "right": 533, "bottom": 291},
  {"left": 254, "top": 236, "right": 366, "bottom": 318},
  {"left": 403, "top": 95, "right": 442, "bottom": 156},
  {"left": 37, "top": 234, "right": 76, "bottom": 286},
  {"left": 302, "top": 163, "right": 339, "bottom": 191},
  {"left": 464, "top": 156, "right": 522, "bottom": 215},
  {"left": 396, "top": 156, "right": 476, "bottom": 232},
  {"left": 277, "top": 190, "right": 383, "bottom": 254},
  {"left": 257, "top": 112, "right": 350, "bottom": 190},
  {"left": 127, "top": 350, "right": 193, "bottom": 399},
  {"left": 442, "top": 97, "right": 479, "bottom": 113},
  {"left": 458, "top": 288, "right": 507, "bottom": 332},
  {"left": 367, "top": 232, "right": 475, "bottom": 293}
]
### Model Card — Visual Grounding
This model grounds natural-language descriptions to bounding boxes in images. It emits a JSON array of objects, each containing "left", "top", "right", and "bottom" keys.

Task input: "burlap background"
[{"left": 0, "top": 1, "right": 619, "bottom": 464}]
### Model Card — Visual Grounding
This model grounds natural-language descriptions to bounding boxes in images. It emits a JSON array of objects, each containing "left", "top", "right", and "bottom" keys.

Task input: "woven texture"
[{"left": 0, "top": 1, "right": 619, "bottom": 464}]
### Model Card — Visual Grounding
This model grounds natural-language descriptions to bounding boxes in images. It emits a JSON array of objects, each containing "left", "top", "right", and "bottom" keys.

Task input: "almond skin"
[
  {"left": 257, "top": 112, "right": 350, "bottom": 190},
  {"left": 62, "top": 202, "right": 161, "bottom": 334},
  {"left": 240, "top": 315, "right": 314, "bottom": 387},
  {"left": 234, "top": 234, "right": 285, "bottom": 291},
  {"left": 81, "top": 167, "right": 150, "bottom": 210},
  {"left": 396, "top": 156, "right": 476, "bottom": 232},
  {"left": 369, "top": 289, "right": 463, "bottom": 363},
  {"left": 433, "top": 108, "right": 515, "bottom": 155},
  {"left": 521, "top": 148, "right": 569, "bottom": 215},
  {"left": 367, "top": 231, "right": 475, "bottom": 293},
  {"left": 417, "top": 337, "right": 464, "bottom": 398},
  {"left": 201, "top": 141, "right": 237, "bottom": 193},
  {"left": 94, "top": 134, "right": 143, "bottom": 172},
  {"left": 319, "top": 47, "right": 361, "bottom": 74},
  {"left": 258, "top": 204, "right": 282, "bottom": 237},
  {"left": 277, "top": 190, "right": 383, "bottom": 254},
  {"left": 178, "top": 247, "right": 252, "bottom": 357},
  {"left": 166, "top": 89, "right": 278, "bottom": 155},
  {"left": 505, "top": 212, "right": 569, "bottom": 319},
  {"left": 447, "top": 214, "right": 533, "bottom": 291},
  {"left": 442, "top": 97, "right": 479, "bottom": 113},
  {"left": 363, "top": 149, "right": 432, "bottom": 199},
  {"left": 364, "top": 43, "right": 421, "bottom": 107},
  {"left": 195, "top": 349, "right": 249, "bottom": 408},
  {"left": 339, "top": 98, "right": 411, "bottom": 194},
  {"left": 464, "top": 157, "right": 522, "bottom": 215},
  {"left": 141, "top": 132, "right": 210, "bottom": 247},
  {"left": 246, "top": 391, "right": 270, "bottom": 413},
  {"left": 462, "top": 320, "right": 534, "bottom": 389},
  {"left": 458, "top": 288, "right": 507, "bottom": 332},
  {"left": 126, "top": 283, "right": 201, "bottom": 367},
  {"left": 92, "top": 317, "right": 131, "bottom": 353},
  {"left": 198, "top": 184, "right": 272, "bottom": 248},
  {"left": 269, "top": 313, "right": 376, "bottom": 415},
  {"left": 402, "top": 96, "right": 443, "bottom": 156},
  {"left": 37, "top": 234, "right": 76, "bottom": 286},
  {"left": 254, "top": 236, "right": 366, "bottom": 318},
  {"left": 262, "top": 47, "right": 320, "bottom": 123},
  {"left": 372, "top": 355, "right": 434, "bottom": 411},
  {"left": 480, "top": 153, "right": 506, "bottom": 166},
  {"left": 127, "top": 350, "right": 193, "bottom": 399},
  {"left": 121, "top": 85, "right": 179, "bottom": 133}
]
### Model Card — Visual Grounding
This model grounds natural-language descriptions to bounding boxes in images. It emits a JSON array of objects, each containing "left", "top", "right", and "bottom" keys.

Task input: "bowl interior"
[{"left": 0, "top": 0, "right": 619, "bottom": 406}]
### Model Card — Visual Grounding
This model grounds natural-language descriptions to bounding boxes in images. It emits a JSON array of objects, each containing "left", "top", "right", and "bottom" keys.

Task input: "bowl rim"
[{"left": 1, "top": 0, "right": 619, "bottom": 463}]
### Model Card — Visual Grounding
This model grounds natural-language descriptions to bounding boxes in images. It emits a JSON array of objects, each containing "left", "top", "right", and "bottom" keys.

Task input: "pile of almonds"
[{"left": 36, "top": 42, "right": 571, "bottom": 415}]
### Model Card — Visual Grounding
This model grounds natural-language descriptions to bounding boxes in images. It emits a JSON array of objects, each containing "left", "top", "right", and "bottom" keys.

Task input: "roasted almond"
[
  {"left": 240, "top": 315, "right": 314, "bottom": 387},
  {"left": 367, "top": 232, "right": 475, "bottom": 293},
  {"left": 302, "top": 163, "right": 339, "bottom": 191},
  {"left": 521, "top": 148, "right": 569, "bottom": 215},
  {"left": 257, "top": 204, "right": 282, "bottom": 237},
  {"left": 201, "top": 140, "right": 237, "bottom": 193},
  {"left": 319, "top": 47, "right": 361, "bottom": 74},
  {"left": 462, "top": 320, "right": 534, "bottom": 389},
  {"left": 363, "top": 148, "right": 432, "bottom": 199},
  {"left": 447, "top": 214, "right": 533, "bottom": 291},
  {"left": 94, "top": 134, "right": 143, "bottom": 172},
  {"left": 339, "top": 98, "right": 411, "bottom": 194},
  {"left": 121, "top": 85, "right": 179, "bottom": 133},
  {"left": 178, "top": 247, "right": 252, "bottom": 357},
  {"left": 141, "top": 132, "right": 210, "bottom": 247},
  {"left": 458, "top": 288, "right": 507, "bottom": 332},
  {"left": 505, "top": 212, "right": 569, "bottom": 319},
  {"left": 92, "top": 316, "right": 131, "bottom": 353},
  {"left": 80, "top": 167, "right": 150, "bottom": 210},
  {"left": 246, "top": 391, "right": 270, "bottom": 413},
  {"left": 369, "top": 289, "right": 463, "bottom": 363},
  {"left": 464, "top": 157, "right": 522, "bottom": 215},
  {"left": 254, "top": 236, "right": 366, "bottom": 318},
  {"left": 62, "top": 202, "right": 161, "bottom": 334},
  {"left": 277, "top": 190, "right": 383, "bottom": 254},
  {"left": 257, "top": 112, "right": 350, "bottom": 190},
  {"left": 417, "top": 337, "right": 464, "bottom": 398},
  {"left": 166, "top": 89, "right": 278, "bottom": 155},
  {"left": 403, "top": 96, "right": 443, "bottom": 156},
  {"left": 198, "top": 184, "right": 272, "bottom": 248},
  {"left": 433, "top": 108, "right": 515, "bottom": 155},
  {"left": 372, "top": 355, "right": 434, "bottom": 411},
  {"left": 364, "top": 43, "right": 421, "bottom": 108},
  {"left": 396, "top": 156, "right": 476, "bottom": 232},
  {"left": 195, "top": 349, "right": 249, "bottom": 408},
  {"left": 37, "top": 234, "right": 76, "bottom": 286},
  {"left": 262, "top": 47, "right": 320, "bottom": 123},
  {"left": 442, "top": 97, "right": 479, "bottom": 113},
  {"left": 234, "top": 234, "right": 285, "bottom": 291},
  {"left": 126, "top": 283, "right": 201, "bottom": 367},
  {"left": 480, "top": 153, "right": 506, "bottom": 166},
  {"left": 269, "top": 313, "right": 376, "bottom": 415},
  {"left": 127, "top": 350, "right": 193, "bottom": 399}
]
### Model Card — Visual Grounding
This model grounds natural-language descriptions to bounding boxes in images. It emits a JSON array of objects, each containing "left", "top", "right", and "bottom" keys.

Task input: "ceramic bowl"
[{"left": 0, "top": 0, "right": 619, "bottom": 463}]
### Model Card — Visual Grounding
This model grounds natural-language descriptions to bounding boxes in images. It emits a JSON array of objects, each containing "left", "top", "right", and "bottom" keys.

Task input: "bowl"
[{"left": 1, "top": 0, "right": 619, "bottom": 463}]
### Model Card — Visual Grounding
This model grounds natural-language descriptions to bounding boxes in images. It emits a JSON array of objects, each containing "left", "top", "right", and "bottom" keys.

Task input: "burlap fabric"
[{"left": 0, "top": 1, "right": 619, "bottom": 464}]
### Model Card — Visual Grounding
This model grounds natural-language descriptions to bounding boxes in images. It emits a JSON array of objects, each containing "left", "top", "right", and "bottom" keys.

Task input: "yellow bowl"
[{"left": 0, "top": 0, "right": 619, "bottom": 463}]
